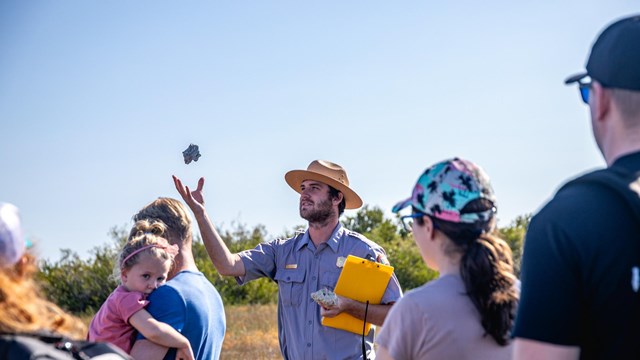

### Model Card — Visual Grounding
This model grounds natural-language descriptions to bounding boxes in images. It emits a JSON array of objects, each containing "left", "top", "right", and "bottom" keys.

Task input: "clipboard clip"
[{"left": 362, "top": 255, "right": 382, "bottom": 269}]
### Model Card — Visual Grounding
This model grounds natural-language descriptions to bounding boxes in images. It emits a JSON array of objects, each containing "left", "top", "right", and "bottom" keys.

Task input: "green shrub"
[
  {"left": 36, "top": 207, "right": 528, "bottom": 314},
  {"left": 36, "top": 227, "right": 125, "bottom": 315}
]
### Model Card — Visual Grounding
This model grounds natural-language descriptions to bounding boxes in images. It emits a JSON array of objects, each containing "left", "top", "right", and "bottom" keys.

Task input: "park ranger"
[{"left": 174, "top": 159, "right": 402, "bottom": 360}]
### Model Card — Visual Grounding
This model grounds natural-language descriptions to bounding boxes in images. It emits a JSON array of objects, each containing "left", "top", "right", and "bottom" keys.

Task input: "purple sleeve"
[
  {"left": 236, "top": 241, "right": 278, "bottom": 284},
  {"left": 373, "top": 247, "right": 403, "bottom": 304}
]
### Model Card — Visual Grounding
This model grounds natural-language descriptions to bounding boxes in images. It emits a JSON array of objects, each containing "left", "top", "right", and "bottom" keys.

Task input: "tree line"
[{"left": 36, "top": 205, "right": 530, "bottom": 316}]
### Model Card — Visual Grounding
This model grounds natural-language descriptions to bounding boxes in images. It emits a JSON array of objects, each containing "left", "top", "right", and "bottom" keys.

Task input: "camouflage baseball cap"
[{"left": 392, "top": 158, "right": 497, "bottom": 224}]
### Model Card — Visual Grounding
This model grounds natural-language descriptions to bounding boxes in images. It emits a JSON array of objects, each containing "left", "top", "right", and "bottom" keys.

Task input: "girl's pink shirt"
[{"left": 88, "top": 285, "right": 149, "bottom": 353}]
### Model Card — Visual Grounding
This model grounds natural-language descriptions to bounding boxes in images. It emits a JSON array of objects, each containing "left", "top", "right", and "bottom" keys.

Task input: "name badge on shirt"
[
  {"left": 336, "top": 257, "right": 346, "bottom": 268},
  {"left": 285, "top": 264, "right": 298, "bottom": 269}
]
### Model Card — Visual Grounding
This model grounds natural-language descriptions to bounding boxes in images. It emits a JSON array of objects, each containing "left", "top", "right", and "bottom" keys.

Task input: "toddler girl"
[{"left": 89, "top": 221, "right": 194, "bottom": 360}]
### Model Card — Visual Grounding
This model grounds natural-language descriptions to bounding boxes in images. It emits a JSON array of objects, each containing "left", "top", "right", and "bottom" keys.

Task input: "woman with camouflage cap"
[{"left": 376, "top": 158, "right": 519, "bottom": 360}]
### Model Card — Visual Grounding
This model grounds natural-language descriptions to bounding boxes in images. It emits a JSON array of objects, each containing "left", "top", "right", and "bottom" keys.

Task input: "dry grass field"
[
  {"left": 81, "top": 304, "right": 281, "bottom": 359},
  {"left": 84, "top": 304, "right": 387, "bottom": 359},
  {"left": 221, "top": 304, "right": 280, "bottom": 359}
]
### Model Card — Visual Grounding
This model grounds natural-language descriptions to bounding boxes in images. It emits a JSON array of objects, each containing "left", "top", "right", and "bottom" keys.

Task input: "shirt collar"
[
  {"left": 295, "top": 222, "right": 344, "bottom": 253},
  {"left": 612, "top": 150, "right": 640, "bottom": 171}
]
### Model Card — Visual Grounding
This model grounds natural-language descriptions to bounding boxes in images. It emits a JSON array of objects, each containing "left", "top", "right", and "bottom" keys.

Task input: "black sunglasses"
[
  {"left": 399, "top": 213, "right": 424, "bottom": 233},
  {"left": 399, "top": 212, "right": 440, "bottom": 233}
]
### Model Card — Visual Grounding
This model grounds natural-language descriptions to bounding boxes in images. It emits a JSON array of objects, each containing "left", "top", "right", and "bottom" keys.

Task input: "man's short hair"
[
  {"left": 133, "top": 197, "right": 192, "bottom": 245},
  {"left": 610, "top": 88, "right": 640, "bottom": 127},
  {"left": 328, "top": 186, "right": 346, "bottom": 216}
]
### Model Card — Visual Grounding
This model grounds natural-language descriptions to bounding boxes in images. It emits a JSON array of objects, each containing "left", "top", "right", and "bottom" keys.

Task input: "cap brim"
[
  {"left": 285, "top": 170, "right": 363, "bottom": 209},
  {"left": 391, "top": 198, "right": 412, "bottom": 214},
  {"left": 564, "top": 72, "right": 588, "bottom": 85}
]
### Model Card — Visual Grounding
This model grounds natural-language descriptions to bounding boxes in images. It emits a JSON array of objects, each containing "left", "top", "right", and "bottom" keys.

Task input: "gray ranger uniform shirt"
[{"left": 236, "top": 223, "right": 403, "bottom": 360}]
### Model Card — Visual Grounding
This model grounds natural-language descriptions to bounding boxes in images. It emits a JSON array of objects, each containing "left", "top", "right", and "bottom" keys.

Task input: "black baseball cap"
[{"left": 565, "top": 15, "right": 640, "bottom": 91}]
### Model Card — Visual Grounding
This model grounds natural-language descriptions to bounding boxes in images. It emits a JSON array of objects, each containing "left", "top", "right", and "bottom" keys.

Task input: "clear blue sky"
[{"left": 1, "top": 1, "right": 637, "bottom": 261}]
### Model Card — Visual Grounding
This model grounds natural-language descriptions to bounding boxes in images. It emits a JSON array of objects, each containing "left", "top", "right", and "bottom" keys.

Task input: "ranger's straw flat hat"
[{"left": 285, "top": 160, "right": 363, "bottom": 209}]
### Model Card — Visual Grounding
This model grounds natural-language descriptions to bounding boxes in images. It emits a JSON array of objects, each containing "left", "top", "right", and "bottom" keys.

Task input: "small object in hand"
[
  {"left": 182, "top": 144, "right": 201, "bottom": 164},
  {"left": 311, "top": 288, "right": 338, "bottom": 307}
]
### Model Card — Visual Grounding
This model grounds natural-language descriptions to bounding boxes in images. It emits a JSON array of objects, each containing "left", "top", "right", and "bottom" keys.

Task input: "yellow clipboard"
[{"left": 321, "top": 254, "right": 394, "bottom": 335}]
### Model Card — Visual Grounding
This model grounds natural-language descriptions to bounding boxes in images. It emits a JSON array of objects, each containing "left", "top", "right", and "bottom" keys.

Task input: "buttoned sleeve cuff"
[{"left": 235, "top": 251, "right": 251, "bottom": 285}]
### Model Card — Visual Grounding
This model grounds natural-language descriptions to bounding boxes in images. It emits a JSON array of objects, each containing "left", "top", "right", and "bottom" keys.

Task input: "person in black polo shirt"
[{"left": 513, "top": 15, "right": 640, "bottom": 359}]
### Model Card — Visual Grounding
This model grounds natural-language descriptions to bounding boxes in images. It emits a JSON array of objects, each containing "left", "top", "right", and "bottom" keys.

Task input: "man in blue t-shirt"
[{"left": 129, "top": 197, "right": 226, "bottom": 360}]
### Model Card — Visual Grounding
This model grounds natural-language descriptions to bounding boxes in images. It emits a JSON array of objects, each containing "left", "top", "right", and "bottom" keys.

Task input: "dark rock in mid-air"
[{"left": 182, "top": 144, "right": 201, "bottom": 164}]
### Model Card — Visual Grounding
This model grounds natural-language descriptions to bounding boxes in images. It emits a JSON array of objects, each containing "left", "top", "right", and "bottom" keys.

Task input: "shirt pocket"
[
  {"left": 319, "top": 271, "right": 341, "bottom": 292},
  {"left": 275, "top": 269, "right": 306, "bottom": 306}
]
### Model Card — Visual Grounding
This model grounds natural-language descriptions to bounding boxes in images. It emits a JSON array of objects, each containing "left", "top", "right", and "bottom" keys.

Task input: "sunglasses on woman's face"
[{"left": 399, "top": 213, "right": 424, "bottom": 233}]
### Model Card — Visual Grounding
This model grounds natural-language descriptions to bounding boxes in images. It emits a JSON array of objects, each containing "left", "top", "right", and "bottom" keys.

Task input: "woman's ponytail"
[
  {"left": 433, "top": 198, "right": 519, "bottom": 346},
  {"left": 459, "top": 233, "right": 518, "bottom": 346}
]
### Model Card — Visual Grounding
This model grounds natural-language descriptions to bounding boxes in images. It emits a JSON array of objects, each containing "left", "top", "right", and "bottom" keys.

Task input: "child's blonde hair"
[{"left": 114, "top": 220, "right": 178, "bottom": 281}]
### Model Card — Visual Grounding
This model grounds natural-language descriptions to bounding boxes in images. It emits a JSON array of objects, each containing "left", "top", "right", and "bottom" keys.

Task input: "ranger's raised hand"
[{"left": 173, "top": 175, "right": 206, "bottom": 213}]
